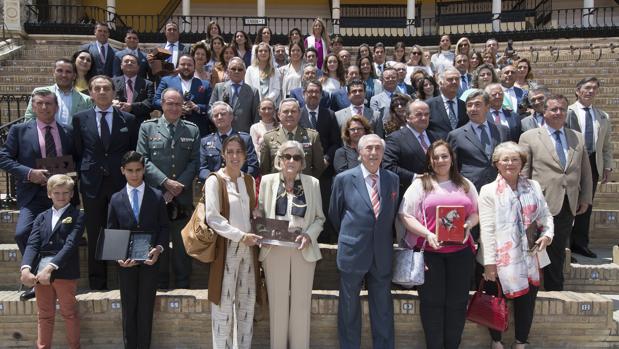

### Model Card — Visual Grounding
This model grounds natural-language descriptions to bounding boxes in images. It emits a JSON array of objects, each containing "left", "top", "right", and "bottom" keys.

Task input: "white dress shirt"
[
  {"left": 544, "top": 124, "right": 568, "bottom": 163},
  {"left": 166, "top": 41, "right": 180, "bottom": 67},
  {"left": 126, "top": 182, "right": 145, "bottom": 213},
  {"left": 360, "top": 163, "right": 380, "bottom": 200},
  {"left": 94, "top": 106, "right": 114, "bottom": 137}
]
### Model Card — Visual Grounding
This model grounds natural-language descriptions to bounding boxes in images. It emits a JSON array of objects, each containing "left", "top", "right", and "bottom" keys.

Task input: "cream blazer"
[
  {"left": 477, "top": 178, "right": 554, "bottom": 267},
  {"left": 258, "top": 173, "right": 324, "bottom": 262}
]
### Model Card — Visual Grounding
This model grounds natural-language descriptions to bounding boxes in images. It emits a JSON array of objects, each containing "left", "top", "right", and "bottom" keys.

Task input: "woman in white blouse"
[
  {"left": 320, "top": 53, "right": 346, "bottom": 95},
  {"left": 204, "top": 135, "right": 262, "bottom": 349},
  {"left": 258, "top": 140, "right": 325, "bottom": 349},
  {"left": 280, "top": 42, "right": 305, "bottom": 101},
  {"left": 478, "top": 142, "right": 554, "bottom": 349},
  {"left": 246, "top": 42, "right": 282, "bottom": 106},
  {"left": 431, "top": 34, "right": 455, "bottom": 75}
]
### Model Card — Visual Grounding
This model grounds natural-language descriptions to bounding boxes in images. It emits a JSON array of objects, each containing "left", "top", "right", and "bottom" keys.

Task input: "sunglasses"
[
  {"left": 282, "top": 153, "right": 303, "bottom": 161},
  {"left": 411, "top": 52, "right": 421, "bottom": 55}
]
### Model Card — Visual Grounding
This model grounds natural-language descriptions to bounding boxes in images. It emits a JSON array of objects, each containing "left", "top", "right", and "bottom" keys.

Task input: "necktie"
[
  {"left": 44, "top": 126, "right": 57, "bottom": 158},
  {"left": 535, "top": 112, "right": 545, "bottom": 126},
  {"left": 584, "top": 107, "right": 594, "bottom": 155},
  {"left": 493, "top": 110, "right": 501, "bottom": 125},
  {"left": 461, "top": 75, "right": 468, "bottom": 90},
  {"left": 309, "top": 111, "right": 317, "bottom": 129},
  {"left": 231, "top": 83, "right": 241, "bottom": 106},
  {"left": 126, "top": 79, "right": 134, "bottom": 102},
  {"left": 447, "top": 100, "right": 458, "bottom": 129},
  {"left": 379, "top": 64, "right": 383, "bottom": 73},
  {"left": 370, "top": 174, "right": 380, "bottom": 218},
  {"left": 100, "top": 111, "right": 111, "bottom": 150},
  {"left": 220, "top": 133, "right": 227, "bottom": 144},
  {"left": 554, "top": 130, "right": 567, "bottom": 170},
  {"left": 478, "top": 124, "right": 492, "bottom": 156},
  {"left": 354, "top": 105, "right": 363, "bottom": 116},
  {"left": 287, "top": 132, "right": 294, "bottom": 140},
  {"left": 166, "top": 43, "right": 175, "bottom": 63},
  {"left": 131, "top": 188, "right": 140, "bottom": 222},
  {"left": 100, "top": 44, "right": 106, "bottom": 64},
  {"left": 168, "top": 123, "right": 176, "bottom": 139},
  {"left": 418, "top": 133, "right": 428, "bottom": 153}
]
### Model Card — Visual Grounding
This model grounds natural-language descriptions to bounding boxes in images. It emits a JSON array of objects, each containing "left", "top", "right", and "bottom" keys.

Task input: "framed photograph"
[
  {"left": 252, "top": 217, "right": 300, "bottom": 248},
  {"left": 36, "top": 155, "right": 76, "bottom": 177}
]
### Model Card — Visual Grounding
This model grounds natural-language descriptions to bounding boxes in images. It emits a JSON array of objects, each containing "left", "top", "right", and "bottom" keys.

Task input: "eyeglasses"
[
  {"left": 281, "top": 153, "right": 303, "bottom": 161},
  {"left": 229, "top": 67, "right": 244, "bottom": 72}
]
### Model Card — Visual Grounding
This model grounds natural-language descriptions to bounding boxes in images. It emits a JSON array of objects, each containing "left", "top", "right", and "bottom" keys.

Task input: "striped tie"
[{"left": 370, "top": 174, "right": 380, "bottom": 218}]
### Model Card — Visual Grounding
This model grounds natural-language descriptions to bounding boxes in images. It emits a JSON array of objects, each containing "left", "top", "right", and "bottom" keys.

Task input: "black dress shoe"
[
  {"left": 20, "top": 287, "right": 35, "bottom": 301},
  {"left": 572, "top": 246, "right": 598, "bottom": 258}
]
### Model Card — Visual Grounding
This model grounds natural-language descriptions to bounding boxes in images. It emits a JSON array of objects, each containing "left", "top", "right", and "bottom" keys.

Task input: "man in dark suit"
[
  {"left": 454, "top": 53, "right": 472, "bottom": 98},
  {"left": 485, "top": 83, "right": 522, "bottom": 142},
  {"left": 198, "top": 101, "right": 259, "bottom": 182},
  {"left": 299, "top": 80, "right": 342, "bottom": 243},
  {"left": 155, "top": 54, "right": 212, "bottom": 137},
  {"left": 500, "top": 64, "right": 526, "bottom": 111},
  {"left": 334, "top": 79, "right": 377, "bottom": 128},
  {"left": 80, "top": 22, "right": 116, "bottom": 77},
  {"left": 208, "top": 57, "right": 260, "bottom": 133},
  {"left": 383, "top": 99, "right": 436, "bottom": 197},
  {"left": 447, "top": 89, "right": 509, "bottom": 192},
  {"left": 329, "top": 134, "right": 399, "bottom": 349},
  {"left": 520, "top": 85, "right": 550, "bottom": 132},
  {"left": 147, "top": 21, "right": 186, "bottom": 69},
  {"left": 566, "top": 77, "right": 613, "bottom": 259},
  {"left": 0, "top": 90, "right": 75, "bottom": 256},
  {"left": 72, "top": 75, "right": 138, "bottom": 290},
  {"left": 520, "top": 94, "right": 592, "bottom": 290},
  {"left": 113, "top": 29, "right": 150, "bottom": 79},
  {"left": 427, "top": 67, "right": 469, "bottom": 140},
  {"left": 288, "top": 64, "right": 331, "bottom": 110},
  {"left": 112, "top": 53, "right": 154, "bottom": 124}
]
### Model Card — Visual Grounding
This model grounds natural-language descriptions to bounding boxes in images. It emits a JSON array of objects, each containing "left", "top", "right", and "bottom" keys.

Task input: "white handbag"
[{"left": 392, "top": 240, "right": 426, "bottom": 288}]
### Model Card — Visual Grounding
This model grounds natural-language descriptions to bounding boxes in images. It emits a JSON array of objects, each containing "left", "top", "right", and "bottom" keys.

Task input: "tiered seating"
[{"left": 0, "top": 34, "right": 618, "bottom": 348}]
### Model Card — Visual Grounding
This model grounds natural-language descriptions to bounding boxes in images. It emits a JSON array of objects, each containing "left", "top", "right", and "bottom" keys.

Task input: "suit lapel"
[
  {"left": 57, "top": 125, "right": 70, "bottom": 155},
  {"left": 567, "top": 108, "right": 580, "bottom": 131},
  {"left": 40, "top": 210, "right": 54, "bottom": 245},
  {"left": 404, "top": 128, "right": 426, "bottom": 162},
  {"left": 86, "top": 109, "right": 106, "bottom": 149},
  {"left": 564, "top": 128, "right": 577, "bottom": 169},
  {"left": 463, "top": 123, "right": 486, "bottom": 155},
  {"left": 28, "top": 122, "right": 42, "bottom": 158},
  {"left": 538, "top": 129, "right": 562, "bottom": 169},
  {"left": 378, "top": 169, "right": 392, "bottom": 216},
  {"left": 133, "top": 77, "right": 145, "bottom": 102},
  {"left": 352, "top": 167, "right": 373, "bottom": 212},
  {"left": 121, "top": 189, "right": 138, "bottom": 225}
]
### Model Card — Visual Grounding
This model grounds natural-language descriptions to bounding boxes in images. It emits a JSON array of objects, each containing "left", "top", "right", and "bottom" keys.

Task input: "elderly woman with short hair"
[
  {"left": 479, "top": 141, "right": 554, "bottom": 349},
  {"left": 258, "top": 140, "right": 325, "bottom": 349}
]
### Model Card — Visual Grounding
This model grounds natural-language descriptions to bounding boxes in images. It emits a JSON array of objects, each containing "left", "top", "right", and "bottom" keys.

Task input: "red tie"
[
  {"left": 370, "top": 174, "right": 380, "bottom": 218},
  {"left": 493, "top": 110, "right": 501, "bottom": 125}
]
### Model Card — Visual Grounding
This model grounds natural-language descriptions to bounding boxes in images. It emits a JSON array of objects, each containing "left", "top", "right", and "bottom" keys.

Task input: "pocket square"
[
  {"left": 120, "top": 127, "right": 129, "bottom": 133},
  {"left": 62, "top": 217, "right": 73, "bottom": 224}
]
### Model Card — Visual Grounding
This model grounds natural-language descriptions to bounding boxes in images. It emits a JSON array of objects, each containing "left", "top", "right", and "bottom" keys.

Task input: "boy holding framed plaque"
[{"left": 106, "top": 151, "right": 169, "bottom": 349}]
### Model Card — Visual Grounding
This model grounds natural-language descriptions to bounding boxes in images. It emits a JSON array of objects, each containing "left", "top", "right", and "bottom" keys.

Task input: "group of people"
[{"left": 0, "top": 17, "right": 612, "bottom": 349}]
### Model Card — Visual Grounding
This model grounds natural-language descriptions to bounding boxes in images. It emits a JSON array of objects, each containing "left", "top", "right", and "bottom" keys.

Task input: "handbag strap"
[
  {"left": 207, "top": 173, "right": 230, "bottom": 220},
  {"left": 477, "top": 279, "right": 504, "bottom": 299}
]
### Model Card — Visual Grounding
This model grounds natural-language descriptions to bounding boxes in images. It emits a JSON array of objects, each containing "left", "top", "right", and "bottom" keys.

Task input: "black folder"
[{"left": 95, "top": 229, "right": 152, "bottom": 262}]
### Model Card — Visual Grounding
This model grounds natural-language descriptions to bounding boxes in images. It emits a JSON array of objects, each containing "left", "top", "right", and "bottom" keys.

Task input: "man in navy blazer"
[
  {"left": 112, "top": 29, "right": 150, "bottom": 79},
  {"left": 427, "top": 67, "right": 469, "bottom": 140},
  {"left": 329, "top": 134, "right": 399, "bottom": 349},
  {"left": 486, "top": 83, "right": 522, "bottom": 142},
  {"left": 72, "top": 75, "right": 138, "bottom": 290},
  {"left": 455, "top": 53, "right": 472, "bottom": 97},
  {"left": 112, "top": 53, "right": 154, "bottom": 124},
  {"left": 147, "top": 21, "right": 186, "bottom": 69},
  {"left": 80, "top": 22, "right": 116, "bottom": 77},
  {"left": 0, "top": 90, "right": 75, "bottom": 255},
  {"left": 155, "top": 54, "right": 212, "bottom": 137},
  {"left": 198, "top": 101, "right": 258, "bottom": 182},
  {"left": 447, "top": 89, "right": 509, "bottom": 192}
]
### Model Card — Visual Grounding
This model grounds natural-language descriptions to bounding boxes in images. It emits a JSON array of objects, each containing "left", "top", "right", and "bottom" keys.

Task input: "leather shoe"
[
  {"left": 19, "top": 287, "right": 35, "bottom": 301},
  {"left": 572, "top": 246, "right": 598, "bottom": 258}
]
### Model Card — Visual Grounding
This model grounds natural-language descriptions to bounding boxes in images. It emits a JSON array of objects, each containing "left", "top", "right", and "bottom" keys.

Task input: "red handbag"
[{"left": 466, "top": 279, "right": 509, "bottom": 332}]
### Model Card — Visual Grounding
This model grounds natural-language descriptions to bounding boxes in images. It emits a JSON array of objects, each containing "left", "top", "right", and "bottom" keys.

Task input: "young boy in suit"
[
  {"left": 107, "top": 151, "right": 169, "bottom": 349},
  {"left": 20, "top": 174, "right": 85, "bottom": 349}
]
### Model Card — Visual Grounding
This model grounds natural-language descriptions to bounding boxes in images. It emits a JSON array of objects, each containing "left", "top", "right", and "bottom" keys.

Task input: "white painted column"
[
  {"left": 406, "top": 0, "right": 416, "bottom": 36},
  {"left": 583, "top": 0, "right": 594, "bottom": 27},
  {"left": 492, "top": 0, "right": 501, "bottom": 32},
  {"left": 257, "top": 0, "right": 265, "bottom": 17},
  {"left": 182, "top": 0, "right": 190, "bottom": 32},
  {"left": 3, "top": 0, "right": 22, "bottom": 32},
  {"left": 106, "top": 0, "right": 116, "bottom": 29},
  {"left": 332, "top": 0, "right": 340, "bottom": 35}
]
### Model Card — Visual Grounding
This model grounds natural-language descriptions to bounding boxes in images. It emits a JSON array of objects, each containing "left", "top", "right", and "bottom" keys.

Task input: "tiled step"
[{"left": 0, "top": 289, "right": 617, "bottom": 348}]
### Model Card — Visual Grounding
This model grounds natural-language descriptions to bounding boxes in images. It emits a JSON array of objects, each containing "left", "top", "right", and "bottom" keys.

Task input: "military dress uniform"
[
  {"left": 259, "top": 126, "right": 326, "bottom": 178},
  {"left": 136, "top": 116, "right": 200, "bottom": 288}
]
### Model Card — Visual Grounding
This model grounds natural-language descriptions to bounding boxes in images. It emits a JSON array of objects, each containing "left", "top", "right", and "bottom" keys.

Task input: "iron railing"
[
  {"left": 0, "top": 94, "right": 30, "bottom": 208},
  {"left": 21, "top": 5, "right": 619, "bottom": 46}
]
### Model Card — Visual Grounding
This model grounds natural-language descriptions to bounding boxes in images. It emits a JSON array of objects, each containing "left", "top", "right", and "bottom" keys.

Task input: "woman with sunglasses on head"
[{"left": 406, "top": 45, "right": 433, "bottom": 85}]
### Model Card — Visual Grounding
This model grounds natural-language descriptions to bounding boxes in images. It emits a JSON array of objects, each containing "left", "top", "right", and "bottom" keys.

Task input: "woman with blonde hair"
[
  {"left": 304, "top": 18, "right": 330, "bottom": 70},
  {"left": 245, "top": 42, "right": 282, "bottom": 105},
  {"left": 455, "top": 37, "right": 472, "bottom": 56},
  {"left": 406, "top": 44, "right": 433, "bottom": 84}
]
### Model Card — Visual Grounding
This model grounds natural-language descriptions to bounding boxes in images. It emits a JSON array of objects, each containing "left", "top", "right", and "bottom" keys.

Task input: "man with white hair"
[
  {"left": 485, "top": 83, "right": 522, "bottom": 142},
  {"left": 330, "top": 133, "right": 399, "bottom": 349},
  {"left": 427, "top": 67, "right": 469, "bottom": 140}
]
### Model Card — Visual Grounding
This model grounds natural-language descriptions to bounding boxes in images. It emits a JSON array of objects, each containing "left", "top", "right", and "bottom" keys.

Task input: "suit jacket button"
[
  {"left": 49, "top": 241, "right": 53, "bottom": 245},
  {"left": 105, "top": 153, "right": 108, "bottom": 157}
]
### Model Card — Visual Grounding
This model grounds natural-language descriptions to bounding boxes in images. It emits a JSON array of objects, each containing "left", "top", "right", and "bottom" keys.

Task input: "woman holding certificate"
[
  {"left": 398, "top": 140, "right": 479, "bottom": 349},
  {"left": 258, "top": 140, "right": 325, "bottom": 349},
  {"left": 478, "top": 142, "right": 554, "bottom": 349}
]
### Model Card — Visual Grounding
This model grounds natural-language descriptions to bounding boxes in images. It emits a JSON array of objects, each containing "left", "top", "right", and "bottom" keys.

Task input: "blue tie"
[
  {"left": 553, "top": 130, "right": 567, "bottom": 171},
  {"left": 131, "top": 188, "right": 140, "bottom": 222},
  {"left": 584, "top": 107, "right": 594, "bottom": 155}
]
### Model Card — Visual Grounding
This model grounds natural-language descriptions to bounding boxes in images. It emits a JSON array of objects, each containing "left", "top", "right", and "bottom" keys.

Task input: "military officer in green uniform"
[
  {"left": 136, "top": 88, "right": 200, "bottom": 289},
  {"left": 260, "top": 98, "right": 326, "bottom": 178}
]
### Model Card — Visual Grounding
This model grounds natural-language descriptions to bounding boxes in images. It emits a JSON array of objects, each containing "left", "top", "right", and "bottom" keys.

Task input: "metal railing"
[
  {"left": 21, "top": 5, "right": 619, "bottom": 46},
  {"left": 0, "top": 94, "right": 30, "bottom": 208}
]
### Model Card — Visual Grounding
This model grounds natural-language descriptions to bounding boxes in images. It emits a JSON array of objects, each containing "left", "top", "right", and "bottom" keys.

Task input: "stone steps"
[{"left": 0, "top": 289, "right": 616, "bottom": 348}]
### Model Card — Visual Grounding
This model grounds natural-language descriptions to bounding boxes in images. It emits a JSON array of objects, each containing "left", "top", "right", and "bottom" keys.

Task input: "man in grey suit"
[
  {"left": 329, "top": 134, "right": 399, "bottom": 349},
  {"left": 208, "top": 57, "right": 260, "bottom": 133},
  {"left": 447, "top": 89, "right": 509, "bottom": 192},
  {"left": 24, "top": 58, "right": 92, "bottom": 125},
  {"left": 335, "top": 79, "right": 377, "bottom": 128},
  {"left": 80, "top": 22, "right": 116, "bottom": 77},
  {"left": 566, "top": 77, "right": 613, "bottom": 259},
  {"left": 369, "top": 67, "right": 398, "bottom": 117},
  {"left": 520, "top": 94, "right": 592, "bottom": 291},
  {"left": 520, "top": 85, "right": 550, "bottom": 132}
]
